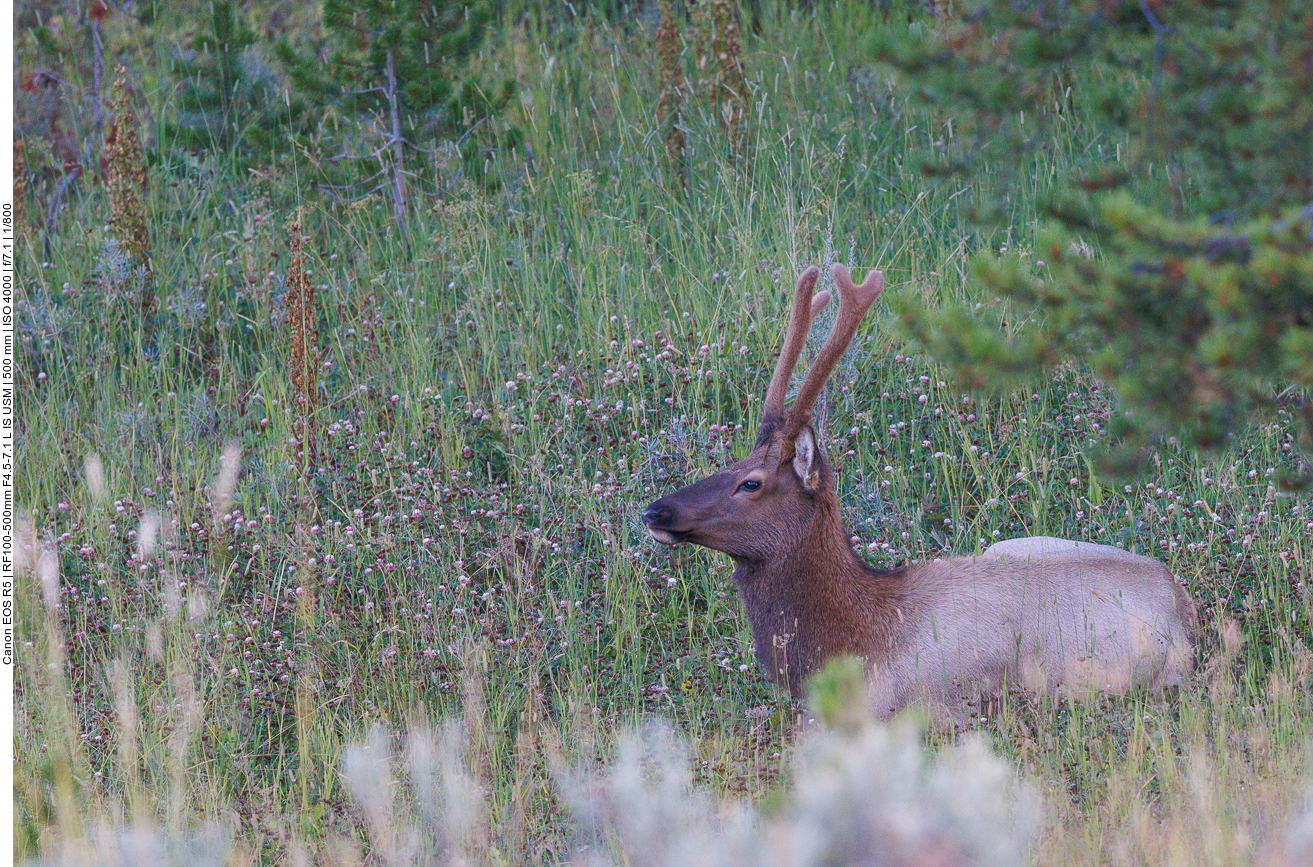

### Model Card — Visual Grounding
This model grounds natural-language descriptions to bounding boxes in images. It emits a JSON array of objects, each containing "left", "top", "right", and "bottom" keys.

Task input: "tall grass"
[{"left": 13, "top": 1, "right": 1312, "bottom": 863}]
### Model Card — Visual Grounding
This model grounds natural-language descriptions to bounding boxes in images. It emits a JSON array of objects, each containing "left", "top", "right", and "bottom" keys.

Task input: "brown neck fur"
[{"left": 729, "top": 477, "right": 907, "bottom": 695}]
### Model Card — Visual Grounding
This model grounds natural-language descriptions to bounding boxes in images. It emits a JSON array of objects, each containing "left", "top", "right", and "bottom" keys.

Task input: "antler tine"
[
  {"left": 784, "top": 264, "right": 885, "bottom": 439},
  {"left": 761, "top": 267, "right": 824, "bottom": 426}
]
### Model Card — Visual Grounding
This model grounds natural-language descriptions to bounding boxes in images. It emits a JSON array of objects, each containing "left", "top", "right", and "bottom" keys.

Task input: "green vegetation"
[
  {"left": 275, "top": 0, "right": 511, "bottom": 199},
  {"left": 11, "top": 1, "right": 1313, "bottom": 864},
  {"left": 869, "top": 1, "right": 1313, "bottom": 474},
  {"left": 163, "top": 0, "right": 288, "bottom": 164}
]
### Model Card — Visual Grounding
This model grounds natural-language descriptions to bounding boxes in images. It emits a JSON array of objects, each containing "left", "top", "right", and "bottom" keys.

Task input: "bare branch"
[{"left": 318, "top": 182, "right": 388, "bottom": 203}]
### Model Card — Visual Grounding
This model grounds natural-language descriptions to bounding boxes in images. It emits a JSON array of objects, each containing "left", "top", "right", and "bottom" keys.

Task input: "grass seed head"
[
  {"left": 14, "top": 509, "right": 36, "bottom": 578},
  {"left": 136, "top": 510, "right": 160, "bottom": 562},
  {"left": 83, "top": 453, "right": 107, "bottom": 505},
  {"left": 38, "top": 540, "right": 60, "bottom": 613},
  {"left": 211, "top": 440, "right": 243, "bottom": 526}
]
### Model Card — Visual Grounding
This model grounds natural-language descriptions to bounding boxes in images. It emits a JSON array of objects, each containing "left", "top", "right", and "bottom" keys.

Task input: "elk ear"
[{"left": 791, "top": 427, "right": 822, "bottom": 492}]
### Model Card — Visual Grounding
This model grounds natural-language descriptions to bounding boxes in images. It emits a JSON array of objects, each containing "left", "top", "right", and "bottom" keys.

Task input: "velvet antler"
[
  {"left": 783, "top": 264, "right": 884, "bottom": 440},
  {"left": 760, "top": 267, "right": 829, "bottom": 431}
]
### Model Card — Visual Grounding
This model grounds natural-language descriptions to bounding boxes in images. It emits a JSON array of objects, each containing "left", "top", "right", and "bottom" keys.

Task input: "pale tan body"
[
  {"left": 865, "top": 537, "right": 1195, "bottom": 719},
  {"left": 643, "top": 265, "right": 1196, "bottom": 724}
]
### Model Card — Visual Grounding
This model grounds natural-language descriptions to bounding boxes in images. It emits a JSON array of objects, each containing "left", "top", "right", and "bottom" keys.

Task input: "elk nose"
[{"left": 642, "top": 503, "right": 673, "bottom": 528}]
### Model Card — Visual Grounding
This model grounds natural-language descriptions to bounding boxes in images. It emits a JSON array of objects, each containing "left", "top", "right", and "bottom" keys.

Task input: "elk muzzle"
[{"left": 641, "top": 498, "right": 688, "bottom": 545}]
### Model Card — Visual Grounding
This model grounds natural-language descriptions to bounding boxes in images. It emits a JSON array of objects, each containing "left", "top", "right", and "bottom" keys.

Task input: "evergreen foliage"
[
  {"left": 279, "top": 0, "right": 486, "bottom": 121},
  {"left": 274, "top": 0, "right": 516, "bottom": 191},
  {"left": 869, "top": 0, "right": 1313, "bottom": 478},
  {"left": 164, "top": 0, "right": 286, "bottom": 162}
]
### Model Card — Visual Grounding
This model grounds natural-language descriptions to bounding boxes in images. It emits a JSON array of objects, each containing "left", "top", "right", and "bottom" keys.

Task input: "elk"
[{"left": 642, "top": 264, "right": 1196, "bottom": 722}]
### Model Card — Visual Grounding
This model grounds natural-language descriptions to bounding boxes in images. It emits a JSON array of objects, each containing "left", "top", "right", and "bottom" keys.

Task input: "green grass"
[{"left": 13, "top": 2, "right": 1313, "bottom": 863}]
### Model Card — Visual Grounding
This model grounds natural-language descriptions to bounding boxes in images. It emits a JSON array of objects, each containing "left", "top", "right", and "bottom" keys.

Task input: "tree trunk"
[{"left": 385, "top": 50, "right": 406, "bottom": 230}]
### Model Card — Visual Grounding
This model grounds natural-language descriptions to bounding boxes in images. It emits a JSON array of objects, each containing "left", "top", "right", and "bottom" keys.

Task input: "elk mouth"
[
  {"left": 646, "top": 527, "right": 689, "bottom": 545},
  {"left": 642, "top": 501, "right": 690, "bottom": 545}
]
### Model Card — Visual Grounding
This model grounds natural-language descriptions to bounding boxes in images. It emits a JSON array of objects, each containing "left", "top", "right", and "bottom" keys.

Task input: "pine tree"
[
  {"left": 869, "top": 0, "right": 1313, "bottom": 479},
  {"left": 275, "top": 0, "right": 511, "bottom": 210},
  {"left": 164, "top": 0, "right": 286, "bottom": 163}
]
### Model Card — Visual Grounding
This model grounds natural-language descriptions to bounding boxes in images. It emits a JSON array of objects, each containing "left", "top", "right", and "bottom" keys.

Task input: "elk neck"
[{"left": 728, "top": 478, "right": 907, "bottom": 694}]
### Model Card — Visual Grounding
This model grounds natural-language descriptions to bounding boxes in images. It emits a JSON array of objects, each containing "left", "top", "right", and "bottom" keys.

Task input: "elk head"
[{"left": 642, "top": 264, "right": 885, "bottom": 563}]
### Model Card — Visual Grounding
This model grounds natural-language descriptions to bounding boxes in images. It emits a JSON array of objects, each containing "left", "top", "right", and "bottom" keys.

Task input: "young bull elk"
[{"left": 642, "top": 264, "right": 1196, "bottom": 721}]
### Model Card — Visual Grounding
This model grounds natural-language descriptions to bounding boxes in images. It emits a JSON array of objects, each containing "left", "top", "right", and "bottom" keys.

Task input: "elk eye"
[{"left": 737, "top": 479, "right": 761, "bottom": 493}]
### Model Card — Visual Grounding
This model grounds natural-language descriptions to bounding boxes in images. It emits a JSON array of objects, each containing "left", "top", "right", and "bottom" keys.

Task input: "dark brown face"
[
  {"left": 641, "top": 427, "right": 826, "bottom": 562},
  {"left": 640, "top": 263, "right": 883, "bottom": 565}
]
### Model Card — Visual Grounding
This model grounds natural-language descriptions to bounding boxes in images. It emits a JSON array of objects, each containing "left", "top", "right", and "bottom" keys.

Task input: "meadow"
[{"left": 12, "top": 2, "right": 1313, "bottom": 863}]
